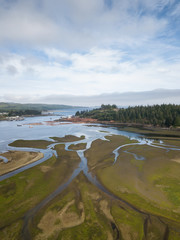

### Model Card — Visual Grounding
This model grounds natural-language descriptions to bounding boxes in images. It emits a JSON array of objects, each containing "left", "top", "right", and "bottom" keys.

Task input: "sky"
[{"left": 0, "top": 0, "right": 180, "bottom": 105}]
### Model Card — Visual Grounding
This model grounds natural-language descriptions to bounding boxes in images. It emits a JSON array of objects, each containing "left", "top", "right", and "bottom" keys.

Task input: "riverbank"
[
  {"left": 0, "top": 151, "right": 44, "bottom": 176},
  {"left": 58, "top": 117, "right": 180, "bottom": 138}
]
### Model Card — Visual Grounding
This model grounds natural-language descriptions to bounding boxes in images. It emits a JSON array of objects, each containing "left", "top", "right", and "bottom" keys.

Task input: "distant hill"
[{"left": 0, "top": 102, "right": 79, "bottom": 112}]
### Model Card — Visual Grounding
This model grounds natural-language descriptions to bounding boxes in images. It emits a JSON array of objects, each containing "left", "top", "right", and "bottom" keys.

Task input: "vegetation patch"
[
  {"left": 0, "top": 144, "right": 80, "bottom": 231},
  {"left": 1, "top": 133, "right": 180, "bottom": 239},
  {"left": 86, "top": 137, "right": 180, "bottom": 227},
  {"left": 31, "top": 171, "right": 176, "bottom": 240},
  {"left": 31, "top": 173, "right": 116, "bottom": 240},
  {"left": 68, "top": 143, "right": 87, "bottom": 150},
  {"left": 9, "top": 139, "right": 53, "bottom": 149},
  {"left": 0, "top": 219, "right": 23, "bottom": 240},
  {"left": 111, "top": 205, "right": 144, "bottom": 240},
  {"left": 85, "top": 134, "right": 137, "bottom": 169},
  {"left": 118, "top": 127, "right": 180, "bottom": 138},
  {"left": 153, "top": 177, "right": 180, "bottom": 207},
  {"left": 50, "top": 135, "right": 85, "bottom": 143}
]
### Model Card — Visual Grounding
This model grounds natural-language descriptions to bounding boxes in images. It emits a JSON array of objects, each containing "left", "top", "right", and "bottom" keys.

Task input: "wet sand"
[{"left": 0, "top": 151, "right": 44, "bottom": 176}]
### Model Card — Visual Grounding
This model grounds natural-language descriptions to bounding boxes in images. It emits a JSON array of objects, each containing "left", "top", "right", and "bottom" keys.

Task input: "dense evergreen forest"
[{"left": 76, "top": 104, "right": 180, "bottom": 127}]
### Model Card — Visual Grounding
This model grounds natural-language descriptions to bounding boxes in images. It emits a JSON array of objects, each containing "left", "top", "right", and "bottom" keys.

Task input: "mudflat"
[{"left": 0, "top": 151, "right": 44, "bottom": 176}]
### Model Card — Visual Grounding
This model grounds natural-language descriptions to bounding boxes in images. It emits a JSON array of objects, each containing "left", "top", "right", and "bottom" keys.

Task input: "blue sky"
[{"left": 0, "top": 0, "right": 180, "bottom": 104}]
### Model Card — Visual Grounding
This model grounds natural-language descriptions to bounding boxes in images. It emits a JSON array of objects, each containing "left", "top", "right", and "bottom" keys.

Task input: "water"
[
  {"left": 0, "top": 155, "right": 8, "bottom": 163},
  {"left": 123, "top": 150, "right": 145, "bottom": 160},
  {"left": 0, "top": 110, "right": 180, "bottom": 181},
  {"left": 1, "top": 109, "right": 180, "bottom": 239}
]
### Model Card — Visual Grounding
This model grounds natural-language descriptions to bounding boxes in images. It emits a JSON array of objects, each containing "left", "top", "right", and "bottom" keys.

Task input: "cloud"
[
  {"left": 0, "top": 0, "right": 179, "bottom": 102},
  {"left": 6, "top": 65, "right": 18, "bottom": 75},
  {"left": 0, "top": 1, "right": 59, "bottom": 47},
  {"left": 0, "top": 0, "right": 171, "bottom": 49},
  {"left": 1, "top": 89, "right": 180, "bottom": 106},
  {"left": 0, "top": 44, "right": 180, "bottom": 96}
]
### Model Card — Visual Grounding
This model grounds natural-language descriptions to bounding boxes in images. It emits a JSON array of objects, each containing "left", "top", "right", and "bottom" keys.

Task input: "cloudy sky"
[{"left": 0, "top": 0, "right": 180, "bottom": 105}]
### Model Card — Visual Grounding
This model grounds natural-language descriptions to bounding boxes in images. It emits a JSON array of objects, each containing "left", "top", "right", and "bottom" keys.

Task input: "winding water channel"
[{"left": 0, "top": 114, "right": 180, "bottom": 239}]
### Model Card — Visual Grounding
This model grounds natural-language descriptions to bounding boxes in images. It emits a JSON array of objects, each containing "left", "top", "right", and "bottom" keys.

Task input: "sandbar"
[{"left": 0, "top": 151, "right": 44, "bottom": 176}]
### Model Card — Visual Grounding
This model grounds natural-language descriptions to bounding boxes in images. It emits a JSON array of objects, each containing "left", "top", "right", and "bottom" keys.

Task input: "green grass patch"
[
  {"left": 119, "top": 126, "right": 180, "bottom": 138},
  {"left": 0, "top": 145, "right": 80, "bottom": 230},
  {"left": 68, "top": 143, "right": 87, "bottom": 150},
  {"left": 130, "top": 158, "right": 144, "bottom": 171},
  {"left": 86, "top": 138, "right": 180, "bottom": 224},
  {"left": 153, "top": 177, "right": 180, "bottom": 206},
  {"left": 0, "top": 219, "right": 23, "bottom": 240},
  {"left": 9, "top": 139, "right": 52, "bottom": 149},
  {"left": 85, "top": 134, "right": 137, "bottom": 169},
  {"left": 111, "top": 205, "right": 144, "bottom": 240},
  {"left": 168, "top": 230, "right": 180, "bottom": 240},
  {"left": 50, "top": 135, "right": 85, "bottom": 143},
  {"left": 31, "top": 173, "right": 113, "bottom": 240}
]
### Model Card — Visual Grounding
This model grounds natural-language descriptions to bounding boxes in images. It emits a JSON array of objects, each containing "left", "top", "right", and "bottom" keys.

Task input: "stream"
[
  {"left": 20, "top": 131, "right": 180, "bottom": 239},
  {"left": 0, "top": 116, "right": 180, "bottom": 239}
]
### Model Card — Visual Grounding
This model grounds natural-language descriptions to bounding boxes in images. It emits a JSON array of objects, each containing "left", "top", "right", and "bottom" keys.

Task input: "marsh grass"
[
  {"left": 118, "top": 126, "right": 180, "bottom": 138},
  {"left": 31, "top": 173, "right": 112, "bottom": 240},
  {"left": 0, "top": 144, "right": 80, "bottom": 232},
  {"left": 86, "top": 136, "right": 180, "bottom": 234},
  {"left": 9, "top": 139, "right": 52, "bottom": 149},
  {"left": 0, "top": 219, "right": 23, "bottom": 240},
  {"left": 50, "top": 135, "right": 85, "bottom": 143},
  {"left": 1, "top": 134, "right": 180, "bottom": 239},
  {"left": 32, "top": 172, "right": 173, "bottom": 240},
  {"left": 111, "top": 205, "right": 144, "bottom": 240},
  {"left": 68, "top": 143, "right": 87, "bottom": 150},
  {"left": 85, "top": 135, "right": 137, "bottom": 169}
]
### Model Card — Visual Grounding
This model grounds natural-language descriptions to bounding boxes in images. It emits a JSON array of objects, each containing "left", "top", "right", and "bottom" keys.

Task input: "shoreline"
[
  {"left": 58, "top": 117, "right": 180, "bottom": 138},
  {"left": 0, "top": 151, "right": 44, "bottom": 176}
]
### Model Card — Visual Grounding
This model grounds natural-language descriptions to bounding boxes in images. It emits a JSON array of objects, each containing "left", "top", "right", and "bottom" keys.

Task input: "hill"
[{"left": 0, "top": 102, "right": 79, "bottom": 112}]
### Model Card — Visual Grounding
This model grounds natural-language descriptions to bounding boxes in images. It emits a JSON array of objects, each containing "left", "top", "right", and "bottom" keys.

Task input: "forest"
[
  {"left": 76, "top": 104, "right": 180, "bottom": 127},
  {"left": 7, "top": 109, "right": 41, "bottom": 116}
]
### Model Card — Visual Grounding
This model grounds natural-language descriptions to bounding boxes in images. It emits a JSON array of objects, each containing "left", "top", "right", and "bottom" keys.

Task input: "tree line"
[
  {"left": 75, "top": 104, "right": 180, "bottom": 127},
  {"left": 8, "top": 109, "right": 41, "bottom": 116}
]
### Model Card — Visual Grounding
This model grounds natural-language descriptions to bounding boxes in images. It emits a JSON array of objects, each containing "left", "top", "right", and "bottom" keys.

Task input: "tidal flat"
[
  {"left": 0, "top": 144, "right": 80, "bottom": 239},
  {"left": 86, "top": 136, "right": 180, "bottom": 238},
  {"left": 0, "top": 151, "right": 43, "bottom": 176},
  {"left": 0, "top": 129, "right": 180, "bottom": 240}
]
